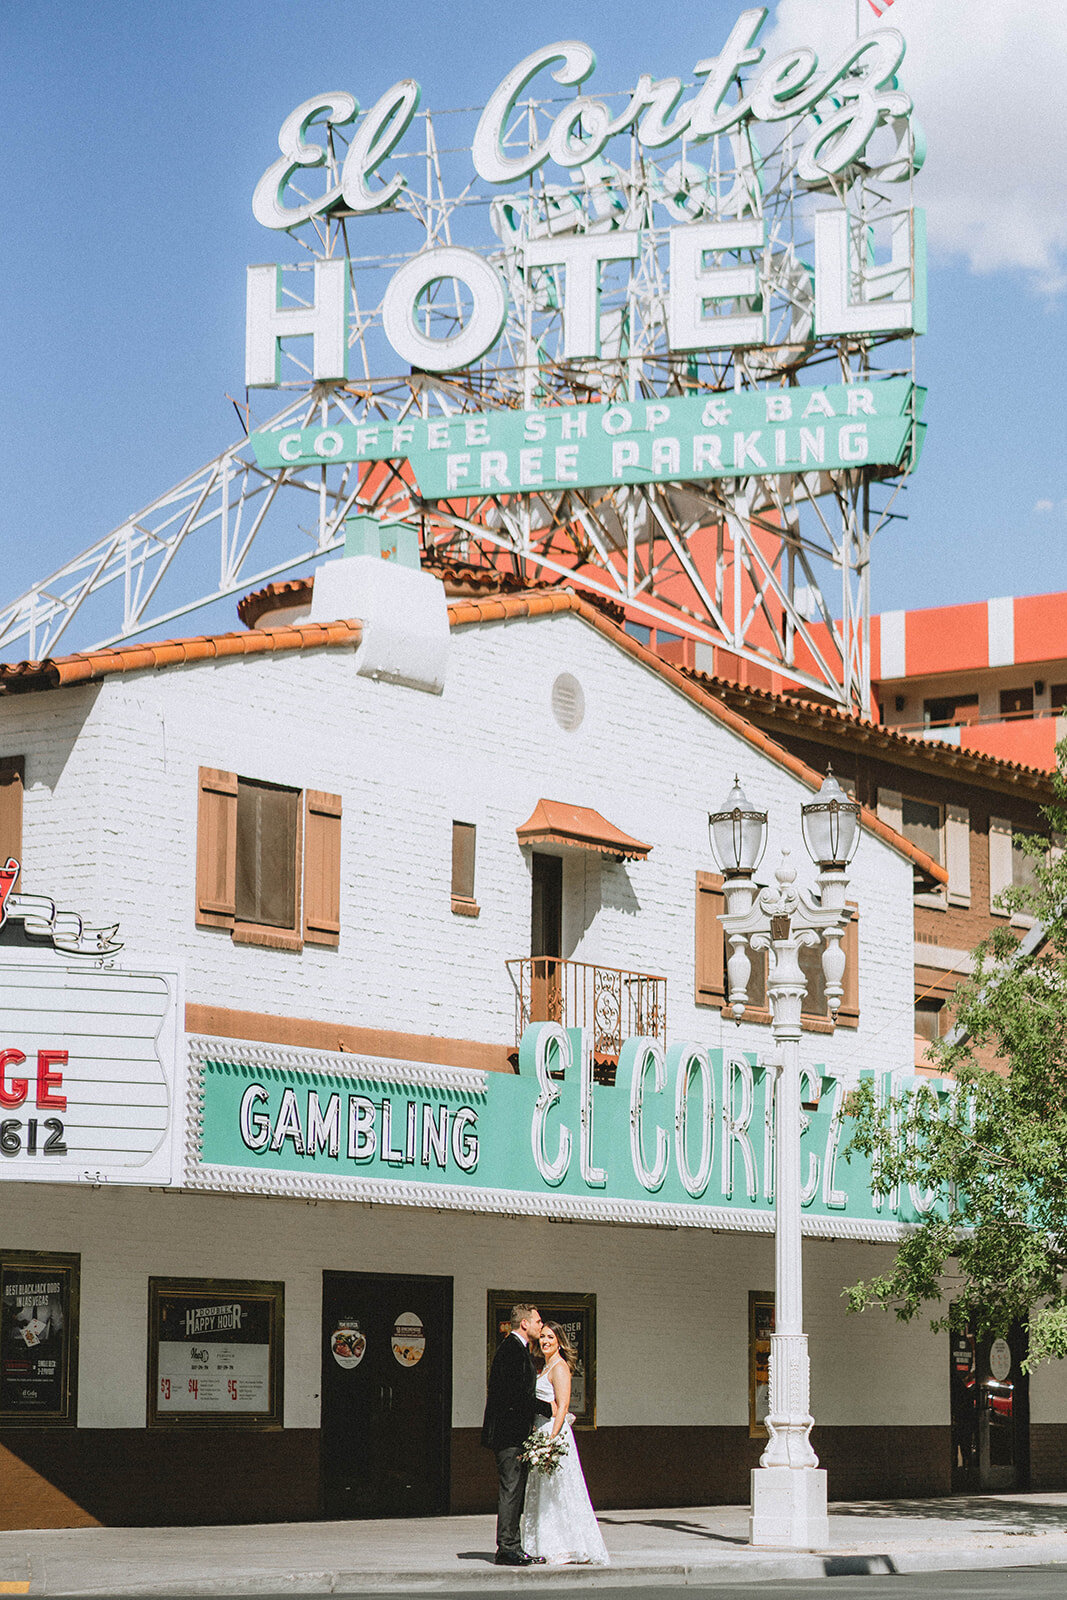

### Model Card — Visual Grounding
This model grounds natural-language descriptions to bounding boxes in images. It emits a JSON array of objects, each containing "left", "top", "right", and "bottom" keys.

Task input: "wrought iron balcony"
[{"left": 506, "top": 956, "right": 667, "bottom": 1059}]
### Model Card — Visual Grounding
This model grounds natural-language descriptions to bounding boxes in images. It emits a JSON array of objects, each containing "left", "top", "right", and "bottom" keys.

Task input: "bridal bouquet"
[{"left": 520, "top": 1428, "right": 569, "bottom": 1476}]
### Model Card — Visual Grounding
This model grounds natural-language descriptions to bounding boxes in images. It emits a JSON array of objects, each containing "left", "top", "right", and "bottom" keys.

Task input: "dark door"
[
  {"left": 320, "top": 1270, "right": 452, "bottom": 1518},
  {"left": 531, "top": 852, "right": 563, "bottom": 1022},
  {"left": 950, "top": 1322, "right": 1029, "bottom": 1491}
]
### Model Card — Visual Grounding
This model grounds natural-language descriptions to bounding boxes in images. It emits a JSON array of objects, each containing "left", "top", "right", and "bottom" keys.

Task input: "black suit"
[{"left": 481, "top": 1332, "right": 538, "bottom": 1556}]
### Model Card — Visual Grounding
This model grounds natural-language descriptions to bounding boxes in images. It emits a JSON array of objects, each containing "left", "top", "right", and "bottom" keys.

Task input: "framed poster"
[
  {"left": 487, "top": 1290, "right": 596, "bottom": 1428},
  {"left": 0, "top": 1250, "right": 79, "bottom": 1426},
  {"left": 749, "top": 1289, "right": 774, "bottom": 1438},
  {"left": 148, "top": 1277, "right": 283, "bottom": 1429}
]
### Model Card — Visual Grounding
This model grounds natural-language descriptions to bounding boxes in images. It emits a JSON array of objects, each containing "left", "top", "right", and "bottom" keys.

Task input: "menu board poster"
[
  {"left": 487, "top": 1290, "right": 596, "bottom": 1428},
  {"left": 0, "top": 1251, "right": 79, "bottom": 1426},
  {"left": 749, "top": 1289, "right": 774, "bottom": 1439},
  {"left": 148, "top": 1278, "right": 283, "bottom": 1429}
]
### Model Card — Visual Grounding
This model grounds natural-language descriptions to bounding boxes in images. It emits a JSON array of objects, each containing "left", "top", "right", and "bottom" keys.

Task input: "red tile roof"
[
  {"left": 516, "top": 798, "right": 651, "bottom": 861},
  {"left": 0, "top": 589, "right": 945, "bottom": 884}
]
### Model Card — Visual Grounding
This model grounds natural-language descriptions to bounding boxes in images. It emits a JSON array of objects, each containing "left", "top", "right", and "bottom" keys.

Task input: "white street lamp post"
[{"left": 709, "top": 773, "right": 860, "bottom": 1549}]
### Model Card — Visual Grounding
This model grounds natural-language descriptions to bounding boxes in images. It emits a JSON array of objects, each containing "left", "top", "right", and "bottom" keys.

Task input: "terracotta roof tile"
[
  {"left": 0, "top": 588, "right": 946, "bottom": 882},
  {"left": 516, "top": 798, "right": 651, "bottom": 860}
]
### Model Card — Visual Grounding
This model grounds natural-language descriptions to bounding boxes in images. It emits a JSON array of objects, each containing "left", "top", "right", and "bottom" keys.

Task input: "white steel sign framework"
[{"left": 0, "top": 9, "right": 924, "bottom": 709}]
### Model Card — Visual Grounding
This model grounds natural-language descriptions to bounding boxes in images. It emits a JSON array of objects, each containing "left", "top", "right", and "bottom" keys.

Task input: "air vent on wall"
[{"left": 551, "top": 673, "right": 585, "bottom": 731}]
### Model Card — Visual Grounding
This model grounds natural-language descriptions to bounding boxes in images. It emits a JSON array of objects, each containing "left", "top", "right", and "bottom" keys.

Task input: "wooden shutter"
[
  {"left": 945, "top": 804, "right": 971, "bottom": 908},
  {"left": 876, "top": 787, "right": 903, "bottom": 833},
  {"left": 695, "top": 871, "right": 726, "bottom": 1005},
  {"left": 988, "top": 816, "right": 1013, "bottom": 916},
  {"left": 303, "top": 790, "right": 342, "bottom": 946},
  {"left": 837, "top": 904, "right": 860, "bottom": 1027},
  {"left": 0, "top": 757, "right": 24, "bottom": 875},
  {"left": 196, "top": 768, "right": 237, "bottom": 927}
]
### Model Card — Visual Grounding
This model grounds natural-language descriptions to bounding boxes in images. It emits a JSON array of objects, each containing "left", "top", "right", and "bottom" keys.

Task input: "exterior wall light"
[
  {"left": 800, "top": 770, "right": 861, "bottom": 870},
  {"left": 708, "top": 776, "right": 768, "bottom": 879}
]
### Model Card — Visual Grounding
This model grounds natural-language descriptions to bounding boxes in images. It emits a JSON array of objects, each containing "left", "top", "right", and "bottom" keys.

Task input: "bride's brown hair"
[{"left": 542, "top": 1321, "right": 578, "bottom": 1370}]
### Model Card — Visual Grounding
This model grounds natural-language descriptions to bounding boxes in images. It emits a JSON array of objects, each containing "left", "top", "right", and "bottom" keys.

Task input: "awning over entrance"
[{"left": 515, "top": 798, "right": 651, "bottom": 862}]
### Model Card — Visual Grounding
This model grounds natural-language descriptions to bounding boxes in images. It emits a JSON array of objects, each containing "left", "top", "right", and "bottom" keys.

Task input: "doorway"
[
  {"left": 320, "top": 1270, "right": 453, "bottom": 1518},
  {"left": 950, "top": 1322, "right": 1029, "bottom": 1490},
  {"left": 530, "top": 851, "right": 563, "bottom": 1023}
]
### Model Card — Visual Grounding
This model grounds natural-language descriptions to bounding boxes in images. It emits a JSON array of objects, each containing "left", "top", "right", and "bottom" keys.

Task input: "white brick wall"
[
  {"left": 0, "top": 1183, "right": 944, "bottom": 1430},
  {"left": 0, "top": 609, "right": 916, "bottom": 1087}
]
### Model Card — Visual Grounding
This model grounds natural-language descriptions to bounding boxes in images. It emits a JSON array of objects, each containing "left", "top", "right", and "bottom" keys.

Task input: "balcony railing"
[{"left": 506, "top": 956, "right": 667, "bottom": 1058}]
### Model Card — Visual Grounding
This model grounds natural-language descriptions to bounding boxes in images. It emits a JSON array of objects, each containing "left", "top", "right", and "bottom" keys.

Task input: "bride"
[{"left": 522, "top": 1323, "right": 609, "bottom": 1566}]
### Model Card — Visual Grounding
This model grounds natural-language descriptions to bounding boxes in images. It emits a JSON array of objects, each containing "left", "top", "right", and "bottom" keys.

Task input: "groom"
[{"left": 481, "top": 1303, "right": 550, "bottom": 1565}]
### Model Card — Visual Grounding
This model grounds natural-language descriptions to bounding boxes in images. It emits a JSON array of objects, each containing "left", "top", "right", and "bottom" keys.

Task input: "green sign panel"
[
  {"left": 250, "top": 380, "right": 924, "bottom": 499},
  {"left": 195, "top": 1024, "right": 945, "bottom": 1231}
]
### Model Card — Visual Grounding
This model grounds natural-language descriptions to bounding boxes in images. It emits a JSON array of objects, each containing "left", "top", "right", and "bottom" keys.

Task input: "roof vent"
[{"left": 552, "top": 673, "right": 585, "bottom": 731}]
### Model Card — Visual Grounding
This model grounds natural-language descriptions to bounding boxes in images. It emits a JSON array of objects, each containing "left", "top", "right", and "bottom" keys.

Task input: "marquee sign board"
[
  {"left": 252, "top": 379, "right": 925, "bottom": 494},
  {"left": 0, "top": 9, "right": 929, "bottom": 711},
  {"left": 188, "top": 1025, "right": 948, "bottom": 1238},
  {"left": 0, "top": 957, "right": 181, "bottom": 1185},
  {"left": 0, "top": 870, "right": 181, "bottom": 1186}
]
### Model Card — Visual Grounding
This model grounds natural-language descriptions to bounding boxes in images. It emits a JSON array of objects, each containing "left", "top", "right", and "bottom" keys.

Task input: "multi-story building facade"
[{"left": 0, "top": 550, "right": 1061, "bottom": 1530}]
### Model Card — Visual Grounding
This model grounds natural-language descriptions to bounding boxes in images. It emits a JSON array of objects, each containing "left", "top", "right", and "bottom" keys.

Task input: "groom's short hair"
[{"left": 510, "top": 1303, "right": 538, "bottom": 1328}]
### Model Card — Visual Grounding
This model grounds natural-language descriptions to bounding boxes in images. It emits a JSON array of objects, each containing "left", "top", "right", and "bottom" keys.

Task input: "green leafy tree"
[{"left": 845, "top": 752, "right": 1067, "bottom": 1367}]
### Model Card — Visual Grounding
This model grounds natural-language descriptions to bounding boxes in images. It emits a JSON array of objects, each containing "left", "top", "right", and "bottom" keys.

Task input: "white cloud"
[
  {"left": 1034, "top": 499, "right": 1055, "bottom": 513},
  {"left": 765, "top": 0, "right": 1067, "bottom": 291}
]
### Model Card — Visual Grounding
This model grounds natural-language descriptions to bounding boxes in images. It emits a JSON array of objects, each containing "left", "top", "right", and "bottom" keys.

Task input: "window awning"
[{"left": 516, "top": 798, "right": 651, "bottom": 862}]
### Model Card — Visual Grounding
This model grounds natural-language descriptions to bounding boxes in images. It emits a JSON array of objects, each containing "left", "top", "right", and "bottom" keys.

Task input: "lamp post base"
[{"left": 749, "top": 1466, "right": 830, "bottom": 1549}]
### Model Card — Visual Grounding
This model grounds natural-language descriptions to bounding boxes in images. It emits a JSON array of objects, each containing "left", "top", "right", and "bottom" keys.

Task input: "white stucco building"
[{"left": 0, "top": 553, "right": 1059, "bottom": 1528}]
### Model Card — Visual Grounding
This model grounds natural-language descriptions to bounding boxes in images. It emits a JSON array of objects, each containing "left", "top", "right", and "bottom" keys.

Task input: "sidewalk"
[{"left": 2, "top": 1492, "right": 1067, "bottom": 1596}]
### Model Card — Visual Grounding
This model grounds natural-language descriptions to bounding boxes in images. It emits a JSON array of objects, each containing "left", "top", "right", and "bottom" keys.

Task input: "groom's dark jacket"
[{"left": 481, "top": 1332, "right": 537, "bottom": 1451}]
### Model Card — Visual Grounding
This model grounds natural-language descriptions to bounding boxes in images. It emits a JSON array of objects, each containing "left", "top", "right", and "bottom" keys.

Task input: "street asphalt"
[{"left": 1, "top": 1492, "right": 1067, "bottom": 1596}]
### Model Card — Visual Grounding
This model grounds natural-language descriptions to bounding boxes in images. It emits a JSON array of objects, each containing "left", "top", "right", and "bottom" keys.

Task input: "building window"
[
  {"left": 148, "top": 1277, "right": 283, "bottom": 1429},
  {"left": 999, "top": 686, "right": 1034, "bottom": 720},
  {"left": 235, "top": 780, "right": 300, "bottom": 930},
  {"left": 0, "top": 756, "right": 24, "bottom": 876},
  {"left": 1051, "top": 684, "right": 1067, "bottom": 714},
  {"left": 487, "top": 1290, "right": 596, "bottom": 1427},
  {"left": 914, "top": 997, "right": 945, "bottom": 1044},
  {"left": 451, "top": 821, "right": 479, "bottom": 917},
  {"left": 196, "top": 768, "right": 342, "bottom": 950},
  {"left": 749, "top": 1290, "right": 774, "bottom": 1438},
  {"left": 923, "top": 693, "right": 979, "bottom": 728},
  {"left": 0, "top": 1250, "right": 79, "bottom": 1427},
  {"left": 901, "top": 797, "right": 943, "bottom": 866},
  {"left": 1011, "top": 829, "right": 1045, "bottom": 893}
]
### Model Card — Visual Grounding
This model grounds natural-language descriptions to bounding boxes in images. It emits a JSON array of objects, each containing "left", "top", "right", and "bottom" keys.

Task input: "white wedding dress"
[{"left": 522, "top": 1368, "right": 609, "bottom": 1565}]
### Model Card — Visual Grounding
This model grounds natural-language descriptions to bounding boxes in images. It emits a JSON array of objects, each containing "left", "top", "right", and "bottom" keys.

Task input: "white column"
[{"left": 749, "top": 933, "right": 830, "bottom": 1548}]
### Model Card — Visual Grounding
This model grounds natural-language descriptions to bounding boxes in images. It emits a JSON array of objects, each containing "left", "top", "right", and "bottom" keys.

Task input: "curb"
[{"left": 31, "top": 1540, "right": 1067, "bottom": 1597}]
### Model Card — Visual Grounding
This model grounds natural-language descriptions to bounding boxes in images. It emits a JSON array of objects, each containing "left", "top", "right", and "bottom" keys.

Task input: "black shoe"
[
  {"left": 495, "top": 1552, "right": 525, "bottom": 1566},
  {"left": 524, "top": 1554, "right": 546, "bottom": 1564}
]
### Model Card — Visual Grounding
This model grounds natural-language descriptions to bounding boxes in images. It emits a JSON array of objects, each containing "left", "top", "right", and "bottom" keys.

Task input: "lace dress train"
[{"left": 522, "top": 1372, "right": 609, "bottom": 1566}]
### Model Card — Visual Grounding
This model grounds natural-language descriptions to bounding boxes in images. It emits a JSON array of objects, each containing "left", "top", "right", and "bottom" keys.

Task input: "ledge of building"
[{"left": 184, "top": 1003, "right": 515, "bottom": 1073}]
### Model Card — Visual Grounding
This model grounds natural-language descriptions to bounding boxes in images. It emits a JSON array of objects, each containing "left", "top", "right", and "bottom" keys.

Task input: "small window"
[
  {"left": 1000, "top": 686, "right": 1034, "bottom": 720},
  {"left": 902, "top": 797, "right": 943, "bottom": 865},
  {"left": 1050, "top": 683, "right": 1067, "bottom": 713},
  {"left": 915, "top": 997, "right": 944, "bottom": 1043},
  {"left": 1011, "top": 829, "right": 1045, "bottom": 892},
  {"left": 923, "top": 694, "right": 979, "bottom": 728},
  {"left": 451, "top": 821, "right": 479, "bottom": 917},
  {"left": 0, "top": 757, "right": 24, "bottom": 881},
  {"left": 235, "top": 780, "right": 299, "bottom": 930},
  {"left": 196, "top": 769, "right": 341, "bottom": 950}
]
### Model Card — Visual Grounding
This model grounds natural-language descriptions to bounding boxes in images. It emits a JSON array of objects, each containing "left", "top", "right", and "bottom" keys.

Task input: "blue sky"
[{"left": 0, "top": 0, "right": 1063, "bottom": 638}]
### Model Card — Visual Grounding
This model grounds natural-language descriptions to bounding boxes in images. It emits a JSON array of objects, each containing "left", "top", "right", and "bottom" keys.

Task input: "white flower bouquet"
[{"left": 521, "top": 1428, "right": 570, "bottom": 1476}]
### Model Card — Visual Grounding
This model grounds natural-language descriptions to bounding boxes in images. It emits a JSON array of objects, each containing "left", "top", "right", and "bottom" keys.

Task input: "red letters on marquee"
[{"left": 0, "top": 1047, "right": 67, "bottom": 1110}]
